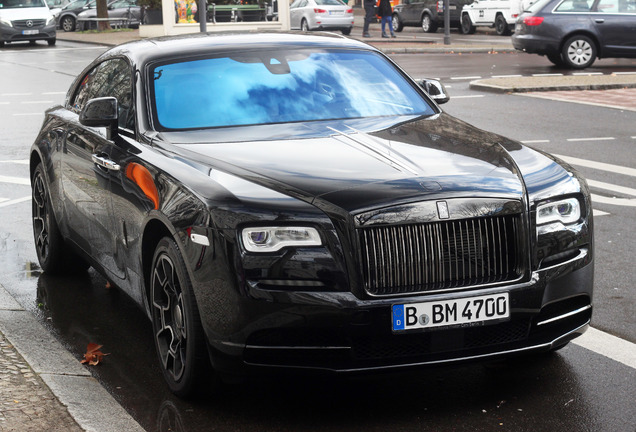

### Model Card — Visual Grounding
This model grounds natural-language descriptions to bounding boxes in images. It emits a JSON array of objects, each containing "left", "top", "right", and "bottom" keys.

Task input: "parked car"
[
  {"left": 289, "top": 0, "right": 354, "bottom": 35},
  {"left": 55, "top": 0, "right": 95, "bottom": 31},
  {"left": 76, "top": 0, "right": 140, "bottom": 30},
  {"left": 0, "top": 0, "right": 56, "bottom": 46},
  {"left": 512, "top": 0, "right": 636, "bottom": 68},
  {"left": 47, "top": 0, "right": 71, "bottom": 17},
  {"left": 30, "top": 32, "right": 594, "bottom": 397},
  {"left": 461, "top": 0, "right": 536, "bottom": 35},
  {"left": 392, "top": 0, "right": 473, "bottom": 33}
]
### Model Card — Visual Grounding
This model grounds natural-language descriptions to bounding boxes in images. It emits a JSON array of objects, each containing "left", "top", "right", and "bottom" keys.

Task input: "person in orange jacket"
[{"left": 377, "top": 0, "right": 396, "bottom": 38}]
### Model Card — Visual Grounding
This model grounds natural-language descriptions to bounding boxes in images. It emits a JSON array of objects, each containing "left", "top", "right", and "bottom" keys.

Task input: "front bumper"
[
  {"left": 309, "top": 15, "right": 354, "bottom": 31},
  {"left": 204, "top": 247, "right": 593, "bottom": 375},
  {"left": 0, "top": 23, "right": 56, "bottom": 43}
]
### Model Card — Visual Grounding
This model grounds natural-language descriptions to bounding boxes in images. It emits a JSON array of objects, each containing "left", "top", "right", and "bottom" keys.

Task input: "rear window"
[{"left": 151, "top": 49, "right": 434, "bottom": 130}]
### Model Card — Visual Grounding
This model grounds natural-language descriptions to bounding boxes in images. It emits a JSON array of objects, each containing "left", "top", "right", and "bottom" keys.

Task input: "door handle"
[
  {"left": 92, "top": 154, "right": 121, "bottom": 171},
  {"left": 595, "top": 18, "right": 605, "bottom": 23}
]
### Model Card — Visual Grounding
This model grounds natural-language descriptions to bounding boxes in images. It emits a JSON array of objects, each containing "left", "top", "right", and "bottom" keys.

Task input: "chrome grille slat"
[{"left": 359, "top": 214, "right": 522, "bottom": 296}]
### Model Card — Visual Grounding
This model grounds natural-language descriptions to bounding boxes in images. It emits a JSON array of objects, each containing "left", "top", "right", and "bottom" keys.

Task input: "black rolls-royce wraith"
[{"left": 30, "top": 32, "right": 594, "bottom": 397}]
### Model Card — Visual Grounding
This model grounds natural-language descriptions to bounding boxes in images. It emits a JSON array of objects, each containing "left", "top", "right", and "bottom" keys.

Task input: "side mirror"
[
  {"left": 419, "top": 79, "right": 450, "bottom": 105},
  {"left": 80, "top": 97, "right": 119, "bottom": 139}
]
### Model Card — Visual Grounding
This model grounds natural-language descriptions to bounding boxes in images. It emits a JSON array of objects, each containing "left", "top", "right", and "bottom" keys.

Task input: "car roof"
[{"left": 97, "top": 32, "right": 378, "bottom": 68}]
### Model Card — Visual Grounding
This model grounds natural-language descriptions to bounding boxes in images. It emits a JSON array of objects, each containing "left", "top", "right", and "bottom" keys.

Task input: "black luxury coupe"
[{"left": 30, "top": 32, "right": 594, "bottom": 397}]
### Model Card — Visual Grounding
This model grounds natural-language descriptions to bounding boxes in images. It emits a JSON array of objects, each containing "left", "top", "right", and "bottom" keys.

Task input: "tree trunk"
[{"left": 96, "top": 0, "right": 111, "bottom": 31}]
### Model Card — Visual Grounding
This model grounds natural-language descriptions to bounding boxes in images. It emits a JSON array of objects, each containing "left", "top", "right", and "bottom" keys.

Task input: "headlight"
[
  {"left": 536, "top": 198, "right": 581, "bottom": 226},
  {"left": 46, "top": 15, "right": 56, "bottom": 25},
  {"left": 241, "top": 226, "right": 321, "bottom": 252},
  {"left": 0, "top": 18, "right": 12, "bottom": 27}
]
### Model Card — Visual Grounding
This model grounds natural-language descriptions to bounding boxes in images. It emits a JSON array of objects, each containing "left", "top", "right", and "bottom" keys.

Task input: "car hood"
[
  {"left": 0, "top": 7, "right": 52, "bottom": 19},
  {"left": 163, "top": 114, "right": 528, "bottom": 214}
]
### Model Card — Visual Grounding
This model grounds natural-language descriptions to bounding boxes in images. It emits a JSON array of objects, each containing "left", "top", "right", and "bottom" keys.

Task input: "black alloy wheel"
[
  {"left": 495, "top": 14, "right": 510, "bottom": 36},
  {"left": 460, "top": 13, "right": 475, "bottom": 34},
  {"left": 562, "top": 35, "right": 597, "bottom": 69},
  {"left": 150, "top": 237, "right": 209, "bottom": 397},
  {"left": 32, "top": 164, "right": 88, "bottom": 274}
]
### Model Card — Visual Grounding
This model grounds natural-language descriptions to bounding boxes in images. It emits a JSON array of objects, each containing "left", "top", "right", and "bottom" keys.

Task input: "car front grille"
[
  {"left": 12, "top": 19, "right": 47, "bottom": 29},
  {"left": 358, "top": 214, "right": 523, "bottom": 296}
]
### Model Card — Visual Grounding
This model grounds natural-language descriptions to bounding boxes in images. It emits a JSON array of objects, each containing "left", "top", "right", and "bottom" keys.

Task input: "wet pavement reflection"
[{"left": 1, "top": 232, "right": 634, "bottom": 431}]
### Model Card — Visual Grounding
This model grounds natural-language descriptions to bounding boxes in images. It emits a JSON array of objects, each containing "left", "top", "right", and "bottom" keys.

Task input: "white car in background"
[
  {"left": 461, "top": 0, "right": 535, "bottom": 35},
  {"left": 0, "top": 0, "right": 56, "bottom": 46},
  {"left": 289, "top": 0, "right": 354, "bottom": 35}
]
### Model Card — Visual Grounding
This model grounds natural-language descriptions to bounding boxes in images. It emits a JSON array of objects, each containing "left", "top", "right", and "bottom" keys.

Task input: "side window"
[
  {"left": 595, "top": 0, "right": 619, "bottom": 11},
  {"left": 555, "top": 0, "right": 591, "bottom": 11},
  {"left": 70, "top": 58, "right": 135, "bottom": 132}
]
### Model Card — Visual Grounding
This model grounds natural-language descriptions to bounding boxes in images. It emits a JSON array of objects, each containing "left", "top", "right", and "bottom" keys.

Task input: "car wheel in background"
[
  {"left": 562, "top": 35, "right": 597, "bottom": 69},
  {"left": 392, "top": 13, "right": 403, "bottom": 32},
  {"left": 460, "top": 13, "right": 475, "bottom": 34},
  {"left": 47, "top": 38, "right": 56, "bottom": 46},
  {"left": 150, "top": 237, "right": 210, "bottom": 397},
  {"left": 421, "top": 13, "right": 438, "bottom": 33},
  {"left": 495, "top": 14, "right": 510, "bottom": 36},
  {"left": 341, "top": 27, "right": 351, "bottom": 35},
  {"left": 32, "top": 164, "right": 89, "bottom": 275},
  {"left": 301, "top": 18, "right": 309, "bottom": 31},
  {"left": 60, "top": 15, "right": 76, "bottom": 32}
]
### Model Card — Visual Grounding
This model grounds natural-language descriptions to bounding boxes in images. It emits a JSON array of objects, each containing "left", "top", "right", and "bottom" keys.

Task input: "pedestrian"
[
  {"left": 377, "top": 0, "right": 396, "bottom": 38},
  {"left": 362, "top": 0, "right": 375, "bottom": 38}
]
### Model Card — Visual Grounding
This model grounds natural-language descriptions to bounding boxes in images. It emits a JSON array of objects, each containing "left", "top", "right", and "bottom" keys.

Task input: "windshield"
[
  {"left": 0, "top": 0, "right": 47, "bottom": 8},
  {"left": 152, "top": 49, "right": 434, "bottom": 130}
]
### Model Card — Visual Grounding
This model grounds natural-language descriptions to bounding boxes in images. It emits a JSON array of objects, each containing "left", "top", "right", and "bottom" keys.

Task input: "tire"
[
  {"left": 301, "top": 18, "right": 309, "bottom": 31},
  {"left": 0, "top": 41, "right": 4, "bottom": 47},
  {"left": 392, "top": 13, "right": 403, "bottom": 32},
  {"left": 47, "top": 38, "right": 56, "bottom": 46},
  {"left": 562, "top": 35, "right": 597, "bottom": 69},
  {"left": 421, "top": 13, "right": 438, "bottom": 33},
  {"left": 547, "top": 53, "right": 564, "bottom": 66},
  {"left": 29, "top": 40, "right": 37, "bottom": 46},
  {"left": 60, "top": 15, "right": 76, "bottom": 32},
  {"left": 151, "top": 237, "right": 210, "bottom": 397},
  {"left": 341, "top": 27, "right": 351, "bottom": 35},
  {"left": 495, "top": 14, "right": 511, "bottom": 36},
  {"left": 32, "top": 164, "right": 89, "bottom": 275},
  {"left": 460, "top": 13, "right": 475, "bottom": 34}
]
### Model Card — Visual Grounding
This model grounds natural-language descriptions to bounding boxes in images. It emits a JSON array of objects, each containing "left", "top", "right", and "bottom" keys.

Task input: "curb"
[
  {"left": 0, "top": 283, "right": 145, "bottom": 432},
  {"left": 470, "top": 74, "right": 636, "bottom": 93}
]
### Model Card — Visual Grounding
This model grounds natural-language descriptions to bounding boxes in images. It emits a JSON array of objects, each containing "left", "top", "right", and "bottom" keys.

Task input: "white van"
[
  {"left": 0, "top": 0, "right": 57, "bottom": 47},
  {"left": 460, "top": 0, "right": 535, "bottom": 35}
]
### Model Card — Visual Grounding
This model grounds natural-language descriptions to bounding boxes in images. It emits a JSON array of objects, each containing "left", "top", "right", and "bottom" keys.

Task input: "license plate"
[
  {"left": 22, "top": 30, "right": 39, "bottom": 35},
  {"left": 330, "top": 10, "right": 344, "bottom": 15},
  {"left": 449, "top": 5, "right": 456, "bottom": 9},
  {"left": 392, "top": 293, "right": 509, "bottom": 332}
]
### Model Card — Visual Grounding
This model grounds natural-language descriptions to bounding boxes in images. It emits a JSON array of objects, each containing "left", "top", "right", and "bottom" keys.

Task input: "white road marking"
[
  {"left": 591, "top": 194, "right": 636, "bottom": 207},
  {"left": 12, "top": 113, "right": 42, "bottom": 117},
  {"left": 0, "top": 160, "right": 29, "bottom": 164},
  {"left": 532, "top": 73, "right": 563, "bottom": 77},
  {"left": 492, "top": 74, "right": 522, "bottom": 78},
  {"left": 566, "top": 137, "right": 615, "bottom": 142},
  {"left": 0, "top": 196, "right": 30, "bottom": 208},
  {"left": 588, "top": 179, "right": 636, "bottom": 197},
  {"left": 451, "top": 76, "right": 482, "bottom": 80},
  {"left": 573, "top": 72, "right": 603, "bottom": 76},
  {"left": 2, "top": 93, "right": 32, "bottom": 96},
  {"left": 553, "top": 154, "right": 636, "bottom": 177},
  {"left": 521, "top": 139, "right": 550, "bottom": 144},
  {"left": 452, "top": 95, "right": 485, "bottom": 99},
  {"left": 0, "top": 175, "right": 30, "bottom": 185},
  {"left": 42, "top": 92, "right": 67, "bottom": 95},
  {"left": 21, "top": 101, "right": 54, "bottom": 105},
  {"left": 593, "top": 209, "right": 609, "bottom": 217},
  {"left": 573, "top": 327, "right": 636, "bottom": 370}
]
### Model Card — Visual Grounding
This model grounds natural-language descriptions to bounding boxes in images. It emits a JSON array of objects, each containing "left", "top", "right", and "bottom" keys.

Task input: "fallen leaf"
[
  {"left": 80, "top": 343, "right": 110, "bottom": 366},
  {"left": 105, "top": 281, "right": 111, "bottom": 289}
]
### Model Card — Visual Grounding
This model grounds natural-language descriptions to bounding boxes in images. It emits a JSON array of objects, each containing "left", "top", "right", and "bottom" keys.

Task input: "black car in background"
[
  {"left": 512, "top": 0, "right": 636, "bottom": 68},
  {"left": 392, "top": 0, "right": 473, "bottom": 32},
  {"left": 30, "top": 32, "right": 594, "bottom": 397},
  {"left": 56, "top": 0, "right": 95, "bottom": 31}
]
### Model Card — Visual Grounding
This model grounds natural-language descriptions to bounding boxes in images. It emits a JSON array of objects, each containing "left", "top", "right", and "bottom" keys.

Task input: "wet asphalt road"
[{"left": 1, "top": 39, "right": 635, "bottom": 431}]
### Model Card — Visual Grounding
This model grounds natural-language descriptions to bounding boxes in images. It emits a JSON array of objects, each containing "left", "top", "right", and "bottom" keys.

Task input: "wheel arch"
[
  {"left": 560, "top": 31, "right": 601, "bottom": 58},
  {"left": 141, "top": 217, "right": 175, "bottom": 313}
]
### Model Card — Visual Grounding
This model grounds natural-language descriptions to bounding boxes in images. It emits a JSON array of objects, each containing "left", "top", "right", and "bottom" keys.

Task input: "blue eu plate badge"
[{"left": 392, "top": 305, "right": 405, "bottom": 330}]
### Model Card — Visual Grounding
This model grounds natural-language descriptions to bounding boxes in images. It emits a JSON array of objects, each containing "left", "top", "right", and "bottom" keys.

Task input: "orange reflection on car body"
[{"left": 126, "top": 163, "right": 159, "bottom": 210}]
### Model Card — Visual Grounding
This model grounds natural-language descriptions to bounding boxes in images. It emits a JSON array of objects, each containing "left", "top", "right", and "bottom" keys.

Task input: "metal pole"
[
  {"left": 443, "top": 0, "right": 450, "bottom": 45},
  {"left": 199, "top": 0, "right": 207, "bottom": 32}
]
